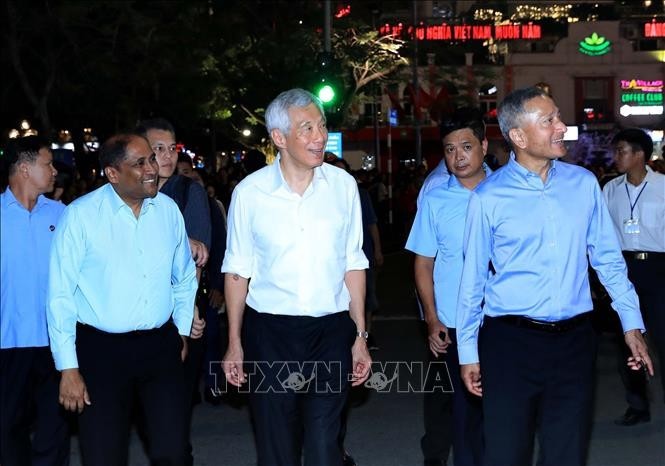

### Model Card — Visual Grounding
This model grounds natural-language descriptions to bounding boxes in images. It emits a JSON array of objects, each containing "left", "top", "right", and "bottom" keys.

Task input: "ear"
[
  {"left": 270, "top": 128, "right": 287, "bottom": 150},
  {"left": 508, "top": 128, "right": 527, "bottom": 150},
  {"left": 481, "top": 138, "right": 489, "bottom": 155},
  {"left": 104, "top": 166, "right": 119, "bottom": 184},
  {"left": 17, "top": 161, "right": 30, "bottom": 178}
]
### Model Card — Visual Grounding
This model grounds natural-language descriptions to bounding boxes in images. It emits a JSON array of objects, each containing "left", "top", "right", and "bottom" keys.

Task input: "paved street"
[{"left": 69, "top": 251, "right": 664, "bottom": 466}]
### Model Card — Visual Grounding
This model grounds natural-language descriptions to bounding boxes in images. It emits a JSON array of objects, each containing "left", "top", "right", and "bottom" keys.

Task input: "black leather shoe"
[
  {"left": 614, "top": 407, "right": 651, "bottom": 426},
  {"left": 342, "top": 452, "right": 357, "bottom": 466},
  {"left": 204, "top": 387, "right": 223, "bottom": 406}
]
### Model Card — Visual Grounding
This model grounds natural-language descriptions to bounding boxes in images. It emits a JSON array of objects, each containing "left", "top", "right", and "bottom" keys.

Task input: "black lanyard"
[{"left": 625, "top": 181, "right": 648, "bottom": 220}]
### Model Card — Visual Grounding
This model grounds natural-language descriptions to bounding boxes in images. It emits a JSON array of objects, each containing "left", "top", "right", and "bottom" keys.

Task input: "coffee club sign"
[
  {"left": 379, "top": 22, "right": 542, "bottom": 41},
  {"left": 619, "top": 79, "right": 664, "bottom": 117}
]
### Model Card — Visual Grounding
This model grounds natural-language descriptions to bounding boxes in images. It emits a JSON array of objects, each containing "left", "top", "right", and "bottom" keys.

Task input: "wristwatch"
[{"left": 356, "top": 330, "right": 369, "bottom": 341}]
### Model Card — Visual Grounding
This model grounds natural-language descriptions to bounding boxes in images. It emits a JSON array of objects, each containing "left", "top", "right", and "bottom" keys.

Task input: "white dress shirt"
[
  {"left": 603, "top": 166, "right": 665, "bottom": 253},
  {"left": 222, "top": 155, "right": 368, "bottom": 317}
]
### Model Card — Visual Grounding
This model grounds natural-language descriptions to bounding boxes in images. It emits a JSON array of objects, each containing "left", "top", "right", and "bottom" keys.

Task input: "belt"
[
  {"left": 76, "top": 320, "right": 173, "bottom": 338},
  {"left": 622, "top": 251, "right": 665, "bottom": 261},
  {"left": 493, "top": 313, "right": 590, "bottom": 333}
]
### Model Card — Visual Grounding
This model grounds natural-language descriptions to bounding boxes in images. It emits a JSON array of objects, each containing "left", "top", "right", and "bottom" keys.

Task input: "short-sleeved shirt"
[{"left": 1, "top": 190, "right": 65, "bottom": 348}]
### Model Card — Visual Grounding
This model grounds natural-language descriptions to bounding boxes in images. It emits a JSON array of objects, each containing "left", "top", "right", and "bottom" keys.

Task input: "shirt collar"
[
  {"left": 268, "top": 153, "right": 329, "bottom": 195},
  {"left": 1, "top": 188, "right": 48, "bottom": 211},
  {"left": 508, "top": 152, "right": 557, "bottom": 180},
  {"left": 105, "top": 183, "right": 156, "bottom": 214},
  {"left": 446, "top": 162, "right": 493, "bottom": 190},
  {"left": 616, "top": 165, "right": 655, "bottom": 187}
]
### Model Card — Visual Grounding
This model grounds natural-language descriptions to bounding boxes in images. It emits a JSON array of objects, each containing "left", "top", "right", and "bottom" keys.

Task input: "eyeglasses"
[{"left": 152, "top": 144, "right": 178, "bottom": 156}]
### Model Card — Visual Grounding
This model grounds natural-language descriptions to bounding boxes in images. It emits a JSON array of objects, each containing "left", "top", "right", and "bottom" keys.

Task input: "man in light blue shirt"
[
  {"left": 1, "top": 136, "right": 69, "bottom": 466},
  {"left": 456, "top": 87, "right": 652, "bottom": 466},
  {"left": 406, "top": 108, "right": 488, "bottom": 466},
  {"left": 47, "top": 133, "right": 198, "bottom": 465}
]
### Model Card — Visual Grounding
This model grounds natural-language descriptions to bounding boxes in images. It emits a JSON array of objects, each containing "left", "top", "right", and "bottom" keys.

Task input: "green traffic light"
[{"left": 318, "top": 84, "right": 335, "bottom": 103}]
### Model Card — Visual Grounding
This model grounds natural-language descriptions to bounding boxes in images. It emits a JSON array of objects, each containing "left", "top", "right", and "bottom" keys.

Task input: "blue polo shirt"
[
  {"left": 1, "top": 189, "right": 65, "bottom": 348},
  {"left": 405, "top": 166, "right": 490, "bottom": 328}
]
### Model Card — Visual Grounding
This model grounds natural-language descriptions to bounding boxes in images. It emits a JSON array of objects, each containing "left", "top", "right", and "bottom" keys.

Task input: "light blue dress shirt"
[
  {"left": 47, "top": 183, "right": 198, "bottom": 370},
  {"left": 416, "top": 159, "right": 450, "bottom": 208},
  {"left": 1, "top": 189, "right": 65, "bottom": 348},
  {"left": 457, "top": 154, "right": 644, "bottom": 364},
  {"left": 406, "top": 167, "right": 491, "bottom": 328}
]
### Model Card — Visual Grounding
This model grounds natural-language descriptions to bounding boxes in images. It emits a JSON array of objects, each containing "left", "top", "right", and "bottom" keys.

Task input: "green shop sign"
[{"left": 579, "top": 33, "right": 611, "bottom": 56}]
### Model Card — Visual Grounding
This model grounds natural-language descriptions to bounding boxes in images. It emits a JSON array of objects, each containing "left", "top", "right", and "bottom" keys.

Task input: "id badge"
[{"left": 623, "top": 218, "right": 640, "bottom": 234}]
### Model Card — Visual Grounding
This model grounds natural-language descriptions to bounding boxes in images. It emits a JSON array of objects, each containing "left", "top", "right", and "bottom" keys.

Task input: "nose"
[
  {"left": 555, "top": 118, "right": 567, "bottom": 133},
  {"left": 313, "top": 125, "right": 327, "bottom": 144},
  {"left": 146, "top": 159, "right": 158, "bottom": 175}
]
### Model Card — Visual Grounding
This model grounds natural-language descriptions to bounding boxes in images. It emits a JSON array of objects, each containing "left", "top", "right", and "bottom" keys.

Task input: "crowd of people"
[{"left": 1, "top": 85, "right": 663, "bottom": 466}]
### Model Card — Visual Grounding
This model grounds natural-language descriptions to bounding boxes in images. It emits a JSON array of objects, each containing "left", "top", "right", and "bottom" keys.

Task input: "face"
[
  {"left": 613, "top": 141, "right": 644, "bottom": 174},
  {"left": 512, "top": 96, "right": 567, "bottom": 161},
  {"left": 273, "top": 103, "right": 327, "bottom": 170},
  {"left": 24, "top": 148, "right": 58, "bottom": 194},
  {"left": 443, "top": 128, "right": 487, "bottom": 182},
  {"left": 177, "top": 161, "right": 193, "bottom": 177},
  {"left": 145, "top": 128, "right": 177, "bottom": 179},
  {"left": 106, "top": 136, "right": 159, "bottom": 203}
]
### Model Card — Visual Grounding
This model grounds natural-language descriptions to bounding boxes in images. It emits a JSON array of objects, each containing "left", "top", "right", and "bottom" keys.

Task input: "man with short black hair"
[
  {"left": 47, "top": 133, "right": 198, "bottom": 465},
  {"left": 603, "top": 127, "right": 665, "bottom": 426},
  {"left": 407, "top": 107, "right": 488, "bottom": 466},
  {"left": 1, "top": 136, "right": 69, "bottom": 466}
]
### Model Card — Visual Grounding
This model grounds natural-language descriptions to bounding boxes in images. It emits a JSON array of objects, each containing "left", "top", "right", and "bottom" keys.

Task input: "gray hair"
[
  {"left": 265, "top": 88, "right": 325, "bottom": 136},
  {"left": 497, "top": 86, "right": 549, "bottom": 143}
]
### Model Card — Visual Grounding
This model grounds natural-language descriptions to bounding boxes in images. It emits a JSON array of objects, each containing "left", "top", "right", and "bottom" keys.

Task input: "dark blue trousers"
[
  {"left": 76, "top": 322, "right": 187, "bottom": 466},
  {"left": 480, "top": 316, "right": 596, "bottom": 466},
  {"left": 421, "top": 328, "right": 483, "bottom": 466},
  {"left": 242, "top": 307, "right": 355, "bottom": 466},
  {"left": 0, "top": 346, "right": 70, "bottom": 466}
]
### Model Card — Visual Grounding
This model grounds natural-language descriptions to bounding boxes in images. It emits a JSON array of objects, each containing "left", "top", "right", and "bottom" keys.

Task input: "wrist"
[{"left": 355, "top": 330, "right": 369, "bottom": 341}]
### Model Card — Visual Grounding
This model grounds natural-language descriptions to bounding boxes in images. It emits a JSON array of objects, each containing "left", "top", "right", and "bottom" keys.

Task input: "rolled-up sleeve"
[
  {"left": 221, "top": 186, "right": 254, "bottom": 278},
  {"left": 456, "top": 192, "right": 490, "bottom": 365},
  {"left": 345, "top": 185, "right": 370, "bottom": 271}
]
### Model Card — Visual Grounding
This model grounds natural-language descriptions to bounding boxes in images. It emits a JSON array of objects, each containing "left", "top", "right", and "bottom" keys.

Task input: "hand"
[
  {"left": 59, "top": 368, "right": 91, "bottom": 413},
  {"left": 180, "top": 335, "right": 189, "bottom": 361},
  {"left": 374, "top": 249, "right": 384, "bottom": 267},
  {"left": 208, "top": 288, "right": 224, "bottom": 309},
  {"left": 460, "top": 363, "right": 482, "bottom": 397},
  {"left": 351, "top": 338, "right": 372, "bottom": 386},
  {"left": 188, "top": 238, "right": 209, "bottom": 268},
  {"left": 426, "top": 319, "right": 451, "bottom": 357},
  {"left": 223, "top": 342, "right": 247, "bottom": 387},
  {"left": 189, "top": 305, "right": 206, "bottom": 339},
  {"left": 624, "top": 329, "right": 654, "bottom": 376}
]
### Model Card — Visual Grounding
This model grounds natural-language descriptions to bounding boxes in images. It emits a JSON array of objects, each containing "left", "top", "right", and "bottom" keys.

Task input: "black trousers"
[
  {"left": 76, "top": 322, "right": 186, "bottom": 466},
  {"left": 242, "top": 307, "right": 355, "bottom": 466},
  {"left": 0, "top": 346, "right": 70, "bottom": 466},
  {"left": 421, "top": 328, "right": 483, "bottom": 466},
  {"left": 618, "top": 252, "right": 665, "bottom": 409},
  {"left": 480, "top": 316, "right": 597, "bottom": 466}
]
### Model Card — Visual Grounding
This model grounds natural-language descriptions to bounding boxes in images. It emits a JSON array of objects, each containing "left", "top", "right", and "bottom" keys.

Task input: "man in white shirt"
[
  {"left": 603, "top": 127, "right": 665, "bottom": 426},
  {"left": 221, "top": 88, "right": 372, "bottom": 466}
]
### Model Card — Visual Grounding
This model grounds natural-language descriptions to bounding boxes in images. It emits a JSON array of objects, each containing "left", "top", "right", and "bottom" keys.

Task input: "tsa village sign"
[{"left": 379, "top": 22, "right": 542, "bottom": 41}]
